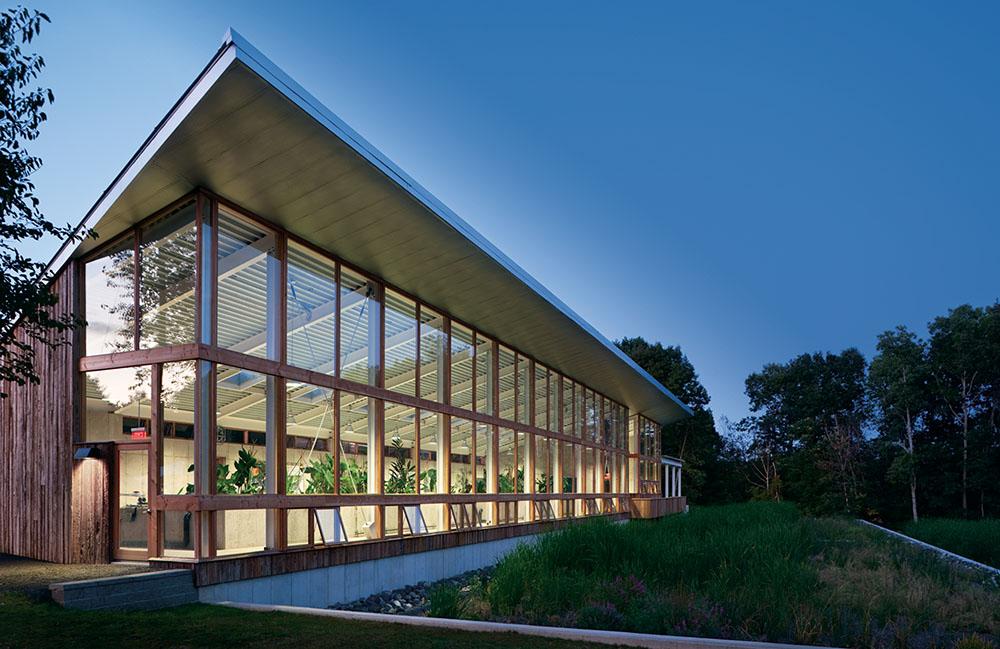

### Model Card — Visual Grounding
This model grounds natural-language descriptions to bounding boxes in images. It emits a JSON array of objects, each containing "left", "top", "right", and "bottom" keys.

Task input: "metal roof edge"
[{"left": 225, "top": 29, "right": 693, "bottom": 420}]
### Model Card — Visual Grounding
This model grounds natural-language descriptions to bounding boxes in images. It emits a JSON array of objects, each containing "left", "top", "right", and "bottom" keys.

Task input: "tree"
[
  {"left": 616, "top": 336, "right": 743, "bottom": 503},
  {"left": 0, "top": 7, "right": 86, "bottom": 396},
  {"left": 743, "top": 349, "right": 869, "bottom": 514},
  {"left": 868, "top": 326, "right": 928, "bottom": 522},
  {"left": 927, "top": 305, "right": 988, "bottom": 516}
]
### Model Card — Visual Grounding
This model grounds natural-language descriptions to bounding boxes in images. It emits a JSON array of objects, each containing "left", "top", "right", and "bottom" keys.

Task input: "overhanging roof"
[{"left": 49, "top": 29, "right": 692, "bottom": 425}]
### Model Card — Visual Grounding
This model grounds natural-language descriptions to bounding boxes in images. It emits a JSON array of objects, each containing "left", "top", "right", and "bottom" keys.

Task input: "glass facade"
[{"left": 80, "top": 192, "right": 661, "bottom": 560}]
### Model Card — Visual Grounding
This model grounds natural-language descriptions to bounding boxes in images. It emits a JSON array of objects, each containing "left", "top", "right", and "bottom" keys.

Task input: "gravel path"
[{"left": 0, "top": 553, "right": 153, "bottom": 601}]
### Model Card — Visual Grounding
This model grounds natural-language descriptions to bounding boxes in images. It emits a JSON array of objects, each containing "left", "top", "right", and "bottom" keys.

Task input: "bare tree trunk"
[
  {"left": 905, "top": 407, "right": 918, "bottom": 522},
  {"left": 962, "top": 398, "right": 968, "bottom": 516}
]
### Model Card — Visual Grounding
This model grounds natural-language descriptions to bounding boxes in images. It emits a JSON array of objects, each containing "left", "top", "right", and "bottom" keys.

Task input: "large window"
[
  {"left": 419, "top": 307, "right": 446, "bottom": 402},
  {"left": 498, "top": 428, "right": 517, "bottom": 493},
  {"left": 217, "top": 209, "right": 278, "bottom": 359},
  {"left": 286, "top": 242, "right": 337, "bottom": 374},
  {"left": 84, "top": 366, "right": 151, "bottom": 442},
  {"left": 339, "top": 268, "right": 378, "bottom": 385},
  {"left": 138, "top": 202, "right": 197, "bottom": 349},
  {"left": 384, "top": 403, "right": 417, "bottom": 494},
  {"left": 85, "top": 235, "right": 135, "bottom": 355},
  {"left": 534, "top": 364, "right": 548, "bottom": 430},
  {"left": 384, "top": 290, "right": 417, "bottom": 397},
  {"left": 285, "top": 380, "right": 335, "bottom": 495},
  {"left": 475, "top": 334, "right": 493, "bottom": 415},
  {"left": 450, "top": 417, "right": 473, "bottom": 493},
  {"left": 339, "top": 391, "right": 371, "bottom": 494},
  {"left": 498, "top": 346, "right": 515, "bottom": 422},
  {"left": 450, "top": 322, "right": 473, "bottom": 410},
  {"left": 516, "top": 354, "right": 530, "bottom": 425}
]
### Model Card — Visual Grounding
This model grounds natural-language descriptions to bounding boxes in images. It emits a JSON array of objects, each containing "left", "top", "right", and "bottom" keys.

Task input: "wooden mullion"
[{"left": 148, "top": 363, "right": 164, "bottom": 558}]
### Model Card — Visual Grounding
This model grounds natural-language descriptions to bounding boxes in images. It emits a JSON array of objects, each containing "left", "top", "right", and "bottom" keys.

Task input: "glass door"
[{"left": 114, "top": 442, "right": 150, "bottom": 560}]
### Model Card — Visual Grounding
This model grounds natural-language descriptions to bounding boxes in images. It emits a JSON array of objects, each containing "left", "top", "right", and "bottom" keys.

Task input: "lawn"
[
  {"left": 0, "top": 592, "right": 607, "bottom": 649},
  {"left": 901, "top": 518, "right": 1000, "bottom": 569},
  {"left": 429, "top": 502, "right": 1000, "bottom": 648}
]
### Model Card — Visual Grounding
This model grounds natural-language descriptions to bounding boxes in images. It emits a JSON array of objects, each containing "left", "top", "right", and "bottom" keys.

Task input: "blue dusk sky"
[{"left": 22, "top": 1, "right": 1000, "bottom": 425}]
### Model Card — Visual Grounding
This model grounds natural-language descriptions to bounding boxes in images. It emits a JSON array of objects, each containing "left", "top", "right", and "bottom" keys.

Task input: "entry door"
[{"left": 114, "top": 441, "right": 150, "bottom": 560}]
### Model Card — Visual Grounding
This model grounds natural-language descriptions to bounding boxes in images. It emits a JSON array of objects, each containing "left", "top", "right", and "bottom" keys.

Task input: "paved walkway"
[{"left": 0, "top": 553, "right": 152, "bottom": 600}]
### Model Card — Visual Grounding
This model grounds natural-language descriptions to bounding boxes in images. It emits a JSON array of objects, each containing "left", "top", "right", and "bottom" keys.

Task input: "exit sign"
[{"left": 130, "top": 427, "right": 147, "bottom": 440}]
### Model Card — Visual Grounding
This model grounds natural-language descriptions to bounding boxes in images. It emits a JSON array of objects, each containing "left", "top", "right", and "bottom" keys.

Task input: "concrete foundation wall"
[
  {"left": 199, "top": 533, "right": 539, "bottom": 608},
  {"left": 50, "top": 569, "right": 198, "bottom": 610}
]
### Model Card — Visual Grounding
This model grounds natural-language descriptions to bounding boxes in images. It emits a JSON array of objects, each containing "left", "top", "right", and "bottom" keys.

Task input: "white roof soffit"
[{"left": 50, "top": 29, "right": 693, "bottom": 425}]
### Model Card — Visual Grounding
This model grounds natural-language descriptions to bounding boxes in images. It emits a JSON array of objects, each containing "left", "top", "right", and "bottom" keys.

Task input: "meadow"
[
  {"left": 430, "top": 502, "right": 1000, "bottom": 648},
  {"left": 901, "top": 518, "right": 1000, "bottom": 569}
]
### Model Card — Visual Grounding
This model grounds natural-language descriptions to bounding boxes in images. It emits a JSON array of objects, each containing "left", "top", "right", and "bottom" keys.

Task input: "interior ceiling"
[{"left": 70, "top": 47, "right": 689, "bottom": 426}]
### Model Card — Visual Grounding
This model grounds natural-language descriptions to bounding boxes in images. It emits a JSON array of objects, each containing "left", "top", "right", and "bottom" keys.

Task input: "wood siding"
[
  {"left": 70, "top": 443, "right": 113, "bottom": 563},
  {"left": 629, "top": 496, "right": 687, "bottom": 519},
  {"left": 0, "top": 262, "right": 79, "bottom": 563}
]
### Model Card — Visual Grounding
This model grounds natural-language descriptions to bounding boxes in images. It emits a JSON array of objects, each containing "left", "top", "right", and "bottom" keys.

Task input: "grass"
[
  {"left": 0, "top": 592, "right": 613, "bottom": 649},
  {"left": 901, "top": 518, "right": 1000, "bottom": 569},
  {"left": 430, "top": 502, "right": 1000, "bottom": 648}
]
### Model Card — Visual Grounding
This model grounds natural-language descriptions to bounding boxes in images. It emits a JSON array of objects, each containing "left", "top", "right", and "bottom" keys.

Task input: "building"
[{"left": 0, "top": 30, "right": 688, "bottom": 590}]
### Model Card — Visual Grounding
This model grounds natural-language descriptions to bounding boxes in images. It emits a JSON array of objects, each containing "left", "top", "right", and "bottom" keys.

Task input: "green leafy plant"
[
  {"left": 302, "top": 454, "right": 337, "bottom": 494},
  {"left": 420, "top": 467, "right": 437, "bottom": 493},
  {"left": 385, "top": 437, "right": 416, "bottom": 494},
  {"left": 498, "top": 468, "right": 524, "bottom": 494},
  {"left": 338, "top": 457, "right": 368, "bottom": 494},
  {"left": 451, "top": 469, "right": 472, "bottom": 494}
]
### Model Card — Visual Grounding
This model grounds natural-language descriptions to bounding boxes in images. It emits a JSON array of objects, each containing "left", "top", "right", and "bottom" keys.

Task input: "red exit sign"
[{"left": 130, "top": 427, "right": 148, "bottom": 439}]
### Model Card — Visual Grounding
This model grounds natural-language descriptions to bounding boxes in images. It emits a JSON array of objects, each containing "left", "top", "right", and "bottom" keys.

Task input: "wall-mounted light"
[{"left": 73, "top": 446, "right": 101, "bottom": 461}]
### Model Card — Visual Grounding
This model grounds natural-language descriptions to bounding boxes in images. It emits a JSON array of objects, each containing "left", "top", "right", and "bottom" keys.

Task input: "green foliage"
[
  {"left": 456, "top": 503, "right": 1000, "bottom": 647},
  {"left": 337, "top": 457, "right": 368, "bottom": 494},
  {"left": 901, "top": 518, "right": 1000, "bottom": 569},
  {"left": 384, "top": 437, "right": 415, "bottom": 494},
  {"left": 0, "top": 8, "right": 90, "bottom": 396},
  {"left": 427, "top": 583, "right": 469, "bottom": 619},
  {"left": 498, "top": 468, "right": 524, "bottom": 494},
  {"left": 420, "top": 467, "right": 437, "bottom": 493},
  {"left": 616, "top": 337, "right": 745, "bottom": 504}
]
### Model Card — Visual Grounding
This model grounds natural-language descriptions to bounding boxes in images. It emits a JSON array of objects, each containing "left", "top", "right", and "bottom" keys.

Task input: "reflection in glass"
[
  {"left": 84, "top": 366, "right": 151, "bottom": 442},
  {"left": 419, "top": 308, "right": 446, "bottom": 402},
  {"left": 285, "top": 380, "right": 335, "bottom": 495},
  {"left": 139, "top": 202, "right": 196, "bottom": 349},
  {"left": 85, "top": 236, "right": 135, "bottom": 355},
  {"left": 451, "top": 323, "right": 473, "bottom": 410}
]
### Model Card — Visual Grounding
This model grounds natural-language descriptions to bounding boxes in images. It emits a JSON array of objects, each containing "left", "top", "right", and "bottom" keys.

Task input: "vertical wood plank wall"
[{"left": 0, "top": 262, "right": 79, "bottom": 563}]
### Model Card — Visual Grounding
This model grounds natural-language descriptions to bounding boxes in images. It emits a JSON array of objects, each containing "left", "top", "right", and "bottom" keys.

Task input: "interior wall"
[{"left": 0, "top": 262, "right": 79, "bottom": 563}]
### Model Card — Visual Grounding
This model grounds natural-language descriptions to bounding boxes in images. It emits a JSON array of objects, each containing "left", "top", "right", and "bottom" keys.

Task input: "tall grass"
[
  {"left": 902, "top": 518, "right": 1000, "bottom": 569},
  {"left": 436, "top": 503, "right": 1000, "bottom": 648}
]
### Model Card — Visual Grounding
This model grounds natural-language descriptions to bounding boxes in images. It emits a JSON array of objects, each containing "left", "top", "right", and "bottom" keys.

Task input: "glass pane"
[
  {"left": 339, "top": 269, "right": 377, "bottom": 385},
  {"left": 117, "top": 448, "right": 148, "bottom": 551},
  {"left": 384, "top": 403, "right": 417, "bottom": 494},
  {"left": 516, "top": 431, "right": 527, "bottom": 494},
  {"left": 498, "top": 346, "right": 515, "bottom": 422},
  {"left": 339, "top": 391, "right": 370, "bottom": 494},
  {"left": 561, "top": 442, "right": 576, "bottom": 493},
  {"left": 475, "top": 423, "right": 490, "bottom": 494},
  {"left": 384, "top": 290, "right": 417, "bottom": 397},
  {"left": 548, "top": 371, "right": 560, "bottom": 433},
  {"left": 286, "top": 380, "right": 335, "bottom": 494},
  {"left": 498, "top": 428, "right": 516, "bottom": 494},
  {"left": 161, "top": 361, "right": 196, "bottom": 496},
  {"left": 215, "top": 364, "right": 270, "bottom": 496},
  {"left": 535, "top": 435, "right": 551, "bottom": 494},
  {"left": 450, "top": 322, "right": 473, "bottom": 410},
  {"left": 217, "top": 509, "right": 266, "bottom": 556},
  {"left": 84, "top": 367, "right": 151, "bottom": 442},
  {"left": 139, "top": 202, "right": 196, "bottom": 349},
  {"left": 475, "top": 335, "right": 493, "bottom": 415},
  {"left": 286, "top": 242, "right": 336, "bottom": 374},
  {"left": 562, "top": 379, "right": 574, "bottom": 436},
  {"left": 450, "top": 418, "right": 473, "bottom": 494},
  {"left": 217, "top": 209, "right": 277, "bottom": 359},
  {"left": 85, "top": 236, "right": 135, "bottom": 355},
  {"left": 419, "top": 411, "right": 442, "bottom": 495},
  {"left": 419, "top": 307, "right": 446, "bottom": 402},
  {"left": 534, "top": 364, "right": 547, "bottom": 430},
  {"left": 516, "top": 355, "right": 530, "bottom": 425},
  {"left": 574, "top": 384, "right": 584, "bottom": 438}
]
